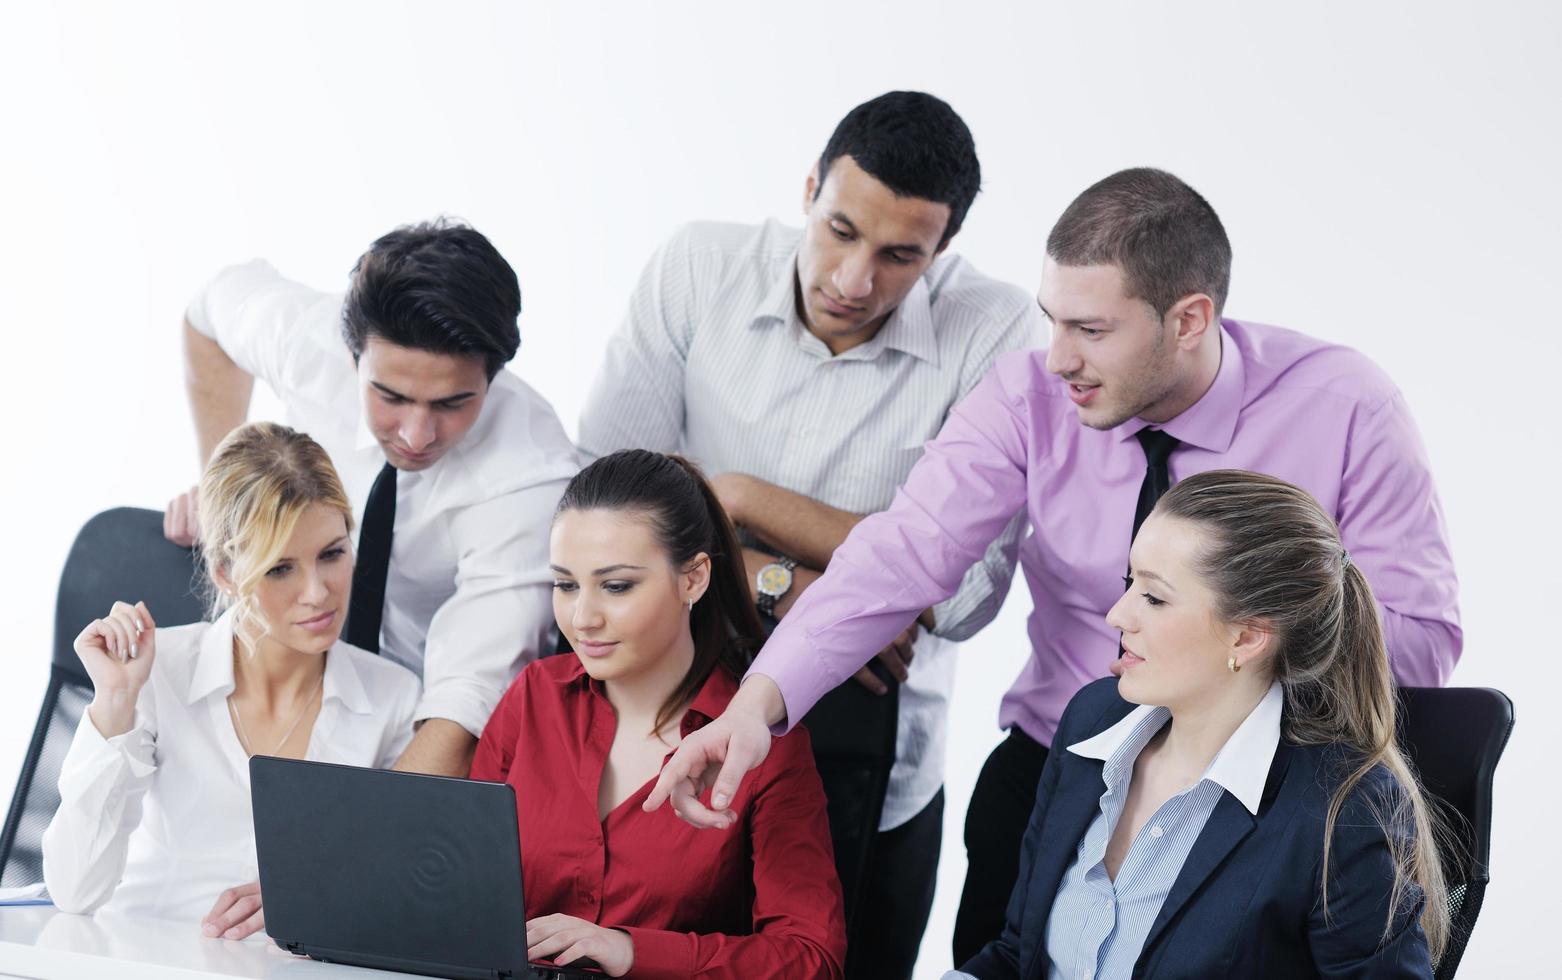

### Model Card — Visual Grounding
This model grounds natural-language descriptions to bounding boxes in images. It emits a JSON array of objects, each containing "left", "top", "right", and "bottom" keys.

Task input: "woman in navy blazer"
[{"left": 957, "top": 470, "right": 1449, "bottom": 980}]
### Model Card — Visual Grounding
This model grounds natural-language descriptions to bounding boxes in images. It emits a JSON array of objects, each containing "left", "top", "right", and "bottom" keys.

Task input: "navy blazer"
[{"left": 963, "top": 678, "right": 1433, "bottom": 979}]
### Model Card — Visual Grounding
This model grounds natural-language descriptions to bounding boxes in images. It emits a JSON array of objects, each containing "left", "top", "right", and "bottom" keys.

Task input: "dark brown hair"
[
  {"left": 555, "top": 450, "right": 763, "bottom": 736},
  {"left": 816, "top": 90, "right": 981, "bottom": 247},
  {"left": 341, "top": 218, "right": 521, "bottom": 380},
  {"left": 1047, "top": 167, "right": 1232, "bottom": 316}
]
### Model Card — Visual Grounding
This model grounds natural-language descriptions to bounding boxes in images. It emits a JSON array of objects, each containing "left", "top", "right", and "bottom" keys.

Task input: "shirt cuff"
[
  {"left": 619, "top": 926, "right": 694, "bottom": 980},
  {"left": 184, "top": 276, "right": 223, "bottom": 340},
  {"left": 69, "top": 709, "right": 157, "bottom": 778},
  {"left": 413, "top": 681, "right": 503, "bottom": 739},
  {"left": 744, "top": 656, "right": 825, "bottom": 737}
]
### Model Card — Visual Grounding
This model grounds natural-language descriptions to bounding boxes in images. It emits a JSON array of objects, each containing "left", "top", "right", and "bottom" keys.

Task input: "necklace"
[{"left": 227, "top": 668, "right": 325, "bottom": 757}]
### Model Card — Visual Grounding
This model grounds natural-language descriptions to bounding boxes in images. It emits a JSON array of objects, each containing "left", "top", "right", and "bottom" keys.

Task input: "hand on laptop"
[
  {"left": 526, "top": 914, "right": 630, "bottom": 976},
  {"left": 202, "top": 880, "right": 264, "bottom": 941}
]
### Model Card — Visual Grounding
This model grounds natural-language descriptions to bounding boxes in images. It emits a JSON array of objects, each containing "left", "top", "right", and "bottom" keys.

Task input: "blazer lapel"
[
  {"left": 1137, "top": 742, "right": 1296, "bottom": 967},
  {"left": 1019, "top": 755, "right": 1109, "bottom": 978}
]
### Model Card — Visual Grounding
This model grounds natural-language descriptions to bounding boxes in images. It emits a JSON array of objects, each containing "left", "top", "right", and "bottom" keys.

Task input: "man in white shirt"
[
  {"left": 579, "top": 91, "right": 1041, "bottom": 978},
  {"left": 168, "top": 220, "right": 578, "bottom": 777}
]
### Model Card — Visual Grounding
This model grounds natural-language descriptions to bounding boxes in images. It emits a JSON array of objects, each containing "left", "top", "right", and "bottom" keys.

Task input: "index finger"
[{"left": 643, "top": 749, "right": 696, "bottom": 812}]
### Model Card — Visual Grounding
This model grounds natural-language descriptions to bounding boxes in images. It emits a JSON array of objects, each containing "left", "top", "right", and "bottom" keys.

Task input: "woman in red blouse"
[{"left": 470, "top": 449, "right": 846, "bottom": 979}]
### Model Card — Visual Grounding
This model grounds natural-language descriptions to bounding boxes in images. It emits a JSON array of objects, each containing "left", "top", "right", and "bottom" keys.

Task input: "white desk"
[{"left": 0, "top": 906, "right": 424, "bottom": 980}]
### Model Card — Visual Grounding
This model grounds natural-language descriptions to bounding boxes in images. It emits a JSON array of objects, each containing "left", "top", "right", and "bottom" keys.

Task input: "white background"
[{"left": 1, "top": 1, "right": 1556, "bottom": 975}]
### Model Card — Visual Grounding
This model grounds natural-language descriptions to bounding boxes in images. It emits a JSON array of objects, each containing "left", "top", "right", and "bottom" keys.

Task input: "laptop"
[{"left": 251, "top": 756, "right": 602, "bottom": 980}]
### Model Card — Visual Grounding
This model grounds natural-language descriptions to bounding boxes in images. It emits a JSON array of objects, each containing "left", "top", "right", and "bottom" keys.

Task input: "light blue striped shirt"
[
  {"left": 946, "top": 684, "right": 1283, "bottom": 980},
  {"left": 1044, "top": 683, "right": 1283, "bottom": 980}
]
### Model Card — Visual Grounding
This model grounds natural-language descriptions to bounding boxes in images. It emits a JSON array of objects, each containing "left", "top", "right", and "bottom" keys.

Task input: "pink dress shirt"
[{"left": 752, "top": 320, "right": 1460, "bottom": 745}]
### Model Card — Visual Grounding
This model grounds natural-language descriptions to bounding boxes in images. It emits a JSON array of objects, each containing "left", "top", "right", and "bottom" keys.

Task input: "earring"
[
  {"left": 687, "top": 599, "right": 695, "bottom": 612},
  {"left": 1227, "top": 656, "right": 1241, "bottom": 673}
]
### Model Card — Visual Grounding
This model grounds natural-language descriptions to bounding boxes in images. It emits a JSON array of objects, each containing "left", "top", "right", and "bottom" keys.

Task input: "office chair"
[
  {"left": 1396, "top": 686, "right": 1514, "bottom": 979},
  {"left": 0, "top": 508, "right": 206, "bottom": 886}
]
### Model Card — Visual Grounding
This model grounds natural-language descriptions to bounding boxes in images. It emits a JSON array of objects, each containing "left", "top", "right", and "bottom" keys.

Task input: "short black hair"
[
  {"left": 341, "top": 219, "right": 521, "bottom": 380},
  {"left": 816, "top": 91, "right": 981, "bottom": 247},
  {"left": 1046, "top": 168, "right": 1232, "bottom": 316}
]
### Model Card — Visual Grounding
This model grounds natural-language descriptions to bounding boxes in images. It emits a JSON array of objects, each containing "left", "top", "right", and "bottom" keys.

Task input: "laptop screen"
[{"left": 251, "top": 756, "right": 532, "bottom": 979}]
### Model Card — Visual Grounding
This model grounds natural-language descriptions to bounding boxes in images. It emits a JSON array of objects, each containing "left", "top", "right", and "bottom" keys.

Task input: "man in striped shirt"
[{"left": 579, "top": 91, "right": 1042, "bottom": 978}]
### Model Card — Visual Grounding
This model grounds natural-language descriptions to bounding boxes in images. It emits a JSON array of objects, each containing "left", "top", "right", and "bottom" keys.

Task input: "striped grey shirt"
[{"left": 579, "top": 219, "right": 1042, "bottom": 829}]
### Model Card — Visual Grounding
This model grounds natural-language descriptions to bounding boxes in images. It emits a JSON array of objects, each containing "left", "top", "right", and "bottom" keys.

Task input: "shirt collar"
[
  {"left": 186, "top": 607, "right": 373, "bottom": 715},
  {"left": 751, "top": 250, "right": 802, "bottom": 329},
  {"left": 749, "top": 253, "right": 941, "bottom": 367},
  {"left": 1068, "top": 681, "right": 1283, "bottom": 816},
  {"left": 1202, "top": 682, "right": 1284, "bottom": 814},
  {"left": 1114, "top": 321, "right": 1245, "bottom": 453},
  {"left": 187, "top": 610, "right": 239, "bottom": 704}
]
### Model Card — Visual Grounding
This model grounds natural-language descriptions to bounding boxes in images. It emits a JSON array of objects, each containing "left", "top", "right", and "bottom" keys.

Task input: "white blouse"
[{"left": 41, "top": 609, "right": 420, "bottom": 923}]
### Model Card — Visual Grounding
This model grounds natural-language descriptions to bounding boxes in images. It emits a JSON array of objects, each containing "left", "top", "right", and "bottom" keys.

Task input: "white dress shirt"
[
  {"left": 579, "top": 220, "right": 1042, "bottom": 829},
  {"left": 187, "top": 261, "right": 580, "bottom": 736},
  {"left": 41, "top": 610, "right": 421, "bottom": 922}
]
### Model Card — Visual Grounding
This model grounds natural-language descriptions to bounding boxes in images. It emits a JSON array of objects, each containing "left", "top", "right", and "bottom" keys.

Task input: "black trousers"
[
  {"left": 952, "top": 729, "right": 1050, "bottom": 967},
  {"left": 844, "top": 788, "right": 944, "bottom": 980}
]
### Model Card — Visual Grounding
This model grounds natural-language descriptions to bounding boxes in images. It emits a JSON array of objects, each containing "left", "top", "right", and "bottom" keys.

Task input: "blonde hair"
[
  {"left": 1155, "top": 469, "right": 1450, "bottom": 960},
  {"left": 197, "top": 422, "right": 355, "bottom": 652}
]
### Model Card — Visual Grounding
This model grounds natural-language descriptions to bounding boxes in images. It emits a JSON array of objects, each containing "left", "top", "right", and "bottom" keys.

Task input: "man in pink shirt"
[{"left": 645, "top": 168, "right": 1461, "bottom": 966}]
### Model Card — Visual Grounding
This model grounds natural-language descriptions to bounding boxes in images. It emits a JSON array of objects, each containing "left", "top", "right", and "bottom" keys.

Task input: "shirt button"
[{"left": 1150, "top": 825, "right": 1164, "bottom": 839}]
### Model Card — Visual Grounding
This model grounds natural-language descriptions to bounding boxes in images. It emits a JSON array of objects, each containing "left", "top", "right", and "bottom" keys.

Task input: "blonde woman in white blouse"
[{"left": 42, "top": 422, "right": 420, "bottom": 940}]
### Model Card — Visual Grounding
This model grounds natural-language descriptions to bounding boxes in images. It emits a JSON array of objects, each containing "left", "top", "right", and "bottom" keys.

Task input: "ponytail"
[
  {"left": 1312, "top": 563, "right": 1451, "bottom": 958},
  {"left": 663, "top": 455, "right": 765, "bottom": 733},
  {"left": 555, "top": 450, "right": 764, "bottom": 738},
  {"left": 1156, "top": 470, "right": 1450, "bottom": 960}
]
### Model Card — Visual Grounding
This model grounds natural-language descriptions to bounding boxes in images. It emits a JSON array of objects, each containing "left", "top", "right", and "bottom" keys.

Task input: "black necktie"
[
  {"left": 346, "top": 462, "right": 397, "bottom": 654},
  {"left": 1131, "top": 428, "right": 1182, "bottom": 543},
  {"left": 1121, "top": 428, "right": 1180, "bottom": 657}
]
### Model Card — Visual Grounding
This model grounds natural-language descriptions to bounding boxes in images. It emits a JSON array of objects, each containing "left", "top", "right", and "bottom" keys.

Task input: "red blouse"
[{"left": 469, "top": 655, "right": 846, "bottom": 979}]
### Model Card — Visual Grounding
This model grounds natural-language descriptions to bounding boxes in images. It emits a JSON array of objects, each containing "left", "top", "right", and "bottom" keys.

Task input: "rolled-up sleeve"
[
  {"left": 185, "top": 260, "right": 342, "bottom": 399},
  {"left": 415, "top": 477, "right": 569, "bottom": 737},
  {"left": 1338, "top": 390, "right": 1461, "bottom": 686},
  {"left": 42, "top": 704, "right": 158, "bottom": 914}
]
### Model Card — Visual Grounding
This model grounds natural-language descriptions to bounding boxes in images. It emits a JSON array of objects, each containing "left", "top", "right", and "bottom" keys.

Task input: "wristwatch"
[{"left": 755, "top": 556, "right": 797, "bottom": 618}]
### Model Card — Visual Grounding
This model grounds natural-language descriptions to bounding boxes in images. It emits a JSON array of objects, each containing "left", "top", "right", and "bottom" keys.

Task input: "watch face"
[{"left": 757, "top": 563, "right": 794, "bottom": 597}]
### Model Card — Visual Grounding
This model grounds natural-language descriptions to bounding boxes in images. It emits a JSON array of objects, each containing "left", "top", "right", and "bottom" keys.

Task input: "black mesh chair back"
[
  {"left": 1395, "top": 686, "right": 1514, "bottom": 979},
  {"left": 0, "top": 508, "right": 206, "bottom": 886}
]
